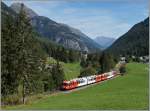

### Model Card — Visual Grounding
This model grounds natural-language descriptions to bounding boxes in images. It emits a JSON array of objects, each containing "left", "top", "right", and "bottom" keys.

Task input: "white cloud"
[
  {"left": 63, "top": 8, "right": 77, "bottom": 14},
  {"left": 61, "top": 7, "right": 111, "bottom": 17},
  {"left": 53, "top": 13, "right": 132, "bottom": 39},
  {"left": 143, "top": 9, "right": 149, "bottom": 17}
]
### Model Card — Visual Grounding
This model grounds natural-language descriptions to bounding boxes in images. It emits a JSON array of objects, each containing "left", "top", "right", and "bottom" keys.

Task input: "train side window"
[{"left": 77, "top": 80, "right": 80, "bottom": 84}]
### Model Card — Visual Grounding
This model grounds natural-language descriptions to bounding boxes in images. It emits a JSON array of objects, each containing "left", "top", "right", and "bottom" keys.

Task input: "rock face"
[
  {"left": 94, "top": 36, "right": 116, "bottom": 49},
  {"left": 107, "top": 17, "right": 149, "bottom": 56},
  {"left": 10, "top": 3, "right": 101, "bottom": 52}
]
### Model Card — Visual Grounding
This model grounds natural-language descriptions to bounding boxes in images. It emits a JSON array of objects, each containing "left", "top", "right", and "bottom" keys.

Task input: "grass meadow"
[{"left": 3, "top": 62, "right": 149, "bottom": 110}]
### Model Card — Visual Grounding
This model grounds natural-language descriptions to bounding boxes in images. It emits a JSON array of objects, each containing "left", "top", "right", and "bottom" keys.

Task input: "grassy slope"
[
  {"left": 46, "top": 57, "right": 80, "bottom": 80},
  {"left": 3, "top": 63, "right": 149, "bottom": 110},
  {"left": 63, "top": 62, "right": 81, "bottom": 80}
]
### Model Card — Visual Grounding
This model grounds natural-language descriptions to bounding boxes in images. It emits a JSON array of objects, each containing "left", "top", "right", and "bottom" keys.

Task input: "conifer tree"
[
  {"left": 2, "top": 14, "right": 19, "bottom": 96},
  {"left": 14, "top": 4, "right": 42, "bottom": 103},
  {"left": 51, "top": 61, "right": 65, "bottom": 90},
  {"left": 100, "top": 52, "right": 115, "bottom": 73}
]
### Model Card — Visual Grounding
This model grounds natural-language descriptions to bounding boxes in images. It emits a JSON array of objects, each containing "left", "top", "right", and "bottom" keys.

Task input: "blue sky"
[{"left": 4, "top": 0, "right": 149, "bottom": 39}]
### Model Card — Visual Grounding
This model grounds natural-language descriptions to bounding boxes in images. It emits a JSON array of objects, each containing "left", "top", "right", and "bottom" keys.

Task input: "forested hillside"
[
  {"left": 1, "top": 2, "right": 82, "bottom": 105},
  {"left": 107, "top": 17, "right": 149, "bottom": 56}
]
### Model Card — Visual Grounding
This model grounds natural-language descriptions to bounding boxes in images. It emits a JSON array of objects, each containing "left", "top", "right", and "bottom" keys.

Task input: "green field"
[
  {"left": 63, "top": 62, "right": 81, "bottom": 80},
  {"left": 3, "top": 62, "right": 149, "bottom": 110}
]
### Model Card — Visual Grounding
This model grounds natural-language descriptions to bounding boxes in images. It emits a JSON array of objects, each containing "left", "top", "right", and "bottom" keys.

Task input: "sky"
[{"left": 4, "top": 0, "right": 149, "bottom": 39}]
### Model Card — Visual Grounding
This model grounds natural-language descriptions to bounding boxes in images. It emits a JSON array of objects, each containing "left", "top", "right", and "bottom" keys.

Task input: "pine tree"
[
  {"left": 80, "top": 57, "right": 87, "bottom": 68},
  {"left": 14, "top": 4, "right": 42, "bottom": 103},
  {"left": 100, "top": 52, "right": 115, "bottom": 73},
  {"left": 51, "top": 61, "right": 65, "bottom": 90},
  {"left": 69, "top": 50, "right": 75, "bottom": 62},
  {"left": 2, "top": 14, "right": 20, "bottom": 96}
]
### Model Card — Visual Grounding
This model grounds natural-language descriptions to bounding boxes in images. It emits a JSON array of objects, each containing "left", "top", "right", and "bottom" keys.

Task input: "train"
[{"left": 62, "top": 71, "right": 118, "bottom": 90}]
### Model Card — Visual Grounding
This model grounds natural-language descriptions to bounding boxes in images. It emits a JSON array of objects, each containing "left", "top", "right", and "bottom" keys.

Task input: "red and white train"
[{"left": 62, "top": 71, "right": 118, "bottom": 90}]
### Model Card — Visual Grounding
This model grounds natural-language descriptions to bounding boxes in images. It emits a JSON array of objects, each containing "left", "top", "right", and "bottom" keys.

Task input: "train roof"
[{"left": 63, "top": 75, "right": 96, "bottom": 83}]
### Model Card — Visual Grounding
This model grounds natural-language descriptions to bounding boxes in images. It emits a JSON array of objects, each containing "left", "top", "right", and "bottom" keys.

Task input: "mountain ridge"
[
  {"left": 10, "top": 2, "right": 102, "bottom": 53},
  {"left": 94, "top": 36, "right": 116, "bottom": 49},
  {"left": 107, "top": 17, "right": 149, "bottom": 56}
]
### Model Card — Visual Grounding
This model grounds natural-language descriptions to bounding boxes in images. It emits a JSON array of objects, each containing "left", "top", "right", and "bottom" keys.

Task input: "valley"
[{"left": 1, "top": 1, "right": 149, "bottom": 110}]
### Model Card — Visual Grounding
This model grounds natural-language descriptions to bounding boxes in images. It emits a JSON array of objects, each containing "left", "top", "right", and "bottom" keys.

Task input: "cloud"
[
  {"left": 143, "top": 9, "right": 149, "bottom": 17},
  {"left": 63, "top": 8, "right": 77, "bottom": 14},
  {"left": 60, "top": 6, "right": 112, "bottom": 17},
  {"left": 52, "top": 10, "right": 132, "bottom": 38}
]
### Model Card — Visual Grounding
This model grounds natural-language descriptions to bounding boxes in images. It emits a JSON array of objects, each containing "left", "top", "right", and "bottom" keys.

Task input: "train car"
[
  {"left": 95, "top": 74, "right": 102, "bottom": 82},
  {"left": 76, "top": 77, "right": 87, "bottom": 87},
  {"left": 101, "top": 73, "right": 108, "bottom": 81},
  {"left": 87, "top": 75, "right": 96, "bottom": 84},
  {"left": 62, "top": 79, "right": 78, "bottom": 90},
  {"left": 62, "top": 80, "right": 69, "bottom": 90},
  {"left": 106, "top": 71, "right": 114, "bottom": 79},
  {"left": 108, "top": 71, "right": 118, "bottom": 78},
  {"left": 62, "top": 77, "right": 87, "bottom": 90}
]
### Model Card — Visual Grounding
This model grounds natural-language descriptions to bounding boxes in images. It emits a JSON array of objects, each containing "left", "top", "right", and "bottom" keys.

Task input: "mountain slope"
[
  {"left": 94, "top": 36, "right": 115, "bottom": 49},
  {"left": 1, "top": 2, "right": 17, "bottom": 25},
  {"left": 107, "top": 18, "right": 149, "bottom": 56},
  {"left": 1, "top": 2, "right": 81, "bottom": 63},
  {"left": 2, "top": 2, "right": 16, "bottom": 16},
  {"left": 10, "top": 3, "right": 102, "bottom": 52}
]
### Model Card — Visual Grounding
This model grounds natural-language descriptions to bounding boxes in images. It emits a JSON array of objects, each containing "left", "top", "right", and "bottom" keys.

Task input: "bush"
[
  {"left": 2, "top": 94, "right": 21, "bottom": 105},
  {"left": 25, "top": 94, "right": 44, "bottom": 104},
  {"left": 79, "top": 66, "right": 96, "bottom": 77},
  {"left": 119, "top": 66, "right": 126, "bottom": 75}
]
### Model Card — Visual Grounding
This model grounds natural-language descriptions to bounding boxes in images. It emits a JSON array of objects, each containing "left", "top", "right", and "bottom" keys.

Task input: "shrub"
[
  {"left": 79, "top": 66, "right": 96, "bottom": 77},
  {"left": 25, "top": 94, "right": 44, "bottom": 104},
  {"left": 119, "top": 66, "right": 126, "bottom": 75},
  {"left": 2, "top": 94, "right": 21, "bottom": 105}
]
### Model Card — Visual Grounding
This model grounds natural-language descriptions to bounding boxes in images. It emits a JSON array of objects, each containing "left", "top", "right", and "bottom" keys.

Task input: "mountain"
[
  {"left": 10, "top": 3, "right": 102, "bottom": 52},
  {"left": 94, "top": 36, "right": 116, "bottom": 49},
  {"left": 107, "top": 17, "right": 149, "bottom": 56},
  {"left": 2, "top": 2, "right": 16, "bottom": 16},
  {"left": 1, "top": 2, "right": 17, "bottom": 25},
  {"left": 1, "top": 2, "right": 82, "bottom": 63},
  {"left": 10, "top": 3, "right": 38, "bottom": 18}
]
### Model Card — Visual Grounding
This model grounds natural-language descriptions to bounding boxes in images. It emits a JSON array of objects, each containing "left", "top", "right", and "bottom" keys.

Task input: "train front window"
[{"left": 63, "top": 83, "right": 68, "bottom": 86}]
